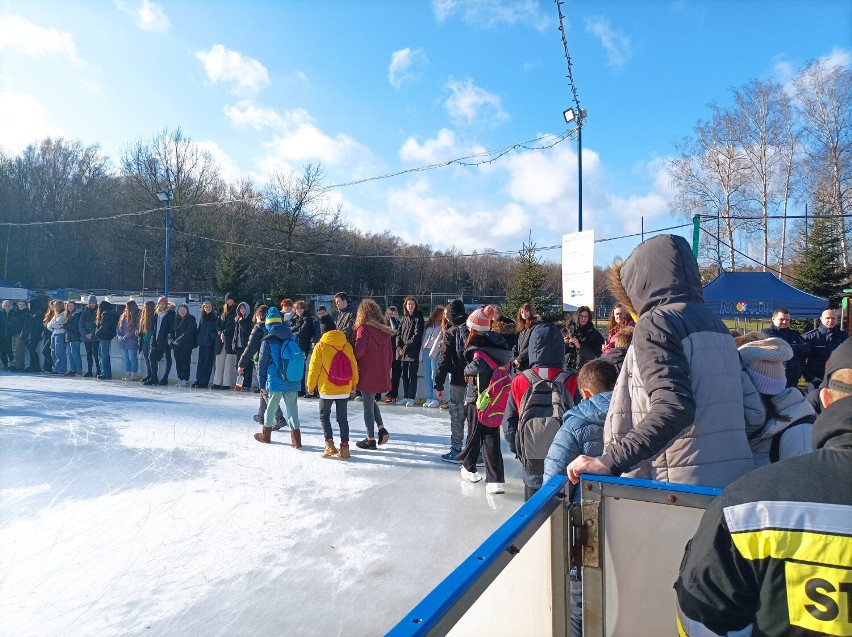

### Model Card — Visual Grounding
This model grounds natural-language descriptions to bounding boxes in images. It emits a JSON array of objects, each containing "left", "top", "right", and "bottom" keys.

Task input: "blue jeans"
[
  {"left": 123, "top": 348, "right": 138, "bottom": 373},
  {"left": 66, "top": 341, "right": 82, "bottom": 373},
  {"left": 51, "top": 334, "right": 66, "bottom": 373},
  {"left": 422, "top": 354, "right": 438, "bottom": 402},
  {"left": 99, "top": 340, "right": 112, "bottom": 378}
]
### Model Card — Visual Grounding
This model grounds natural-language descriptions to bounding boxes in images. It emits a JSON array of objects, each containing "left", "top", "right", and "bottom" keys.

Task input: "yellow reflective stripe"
[
  {"left": 677, "top": 615, "right": 689, "bottom": 637},
  {"left": 731, "top": 529, "right": 852, "bottom": 565}
]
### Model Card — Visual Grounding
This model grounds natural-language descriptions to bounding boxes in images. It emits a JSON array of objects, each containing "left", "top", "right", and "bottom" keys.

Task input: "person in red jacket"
[{"left": 353, "top": 299, "right": 394, "bottom": 449}]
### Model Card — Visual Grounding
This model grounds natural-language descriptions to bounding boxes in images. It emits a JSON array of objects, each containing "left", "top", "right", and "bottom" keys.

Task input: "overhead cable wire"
[{"left": 0, "top": 131, "right": 574, "bottom": 228}]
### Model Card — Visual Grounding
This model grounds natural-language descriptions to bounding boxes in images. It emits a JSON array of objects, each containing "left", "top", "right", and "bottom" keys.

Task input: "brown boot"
[
  {"left": 254, "top": 426, "right": 272, "bottom": 444},
  {"left": 290, "top": 429, "right": 302, "bottom": 449}
]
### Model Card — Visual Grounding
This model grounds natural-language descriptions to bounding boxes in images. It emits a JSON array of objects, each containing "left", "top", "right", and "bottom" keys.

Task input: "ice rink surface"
[{"left": 0, "top": 374, "right": 524, "bottom": 636}]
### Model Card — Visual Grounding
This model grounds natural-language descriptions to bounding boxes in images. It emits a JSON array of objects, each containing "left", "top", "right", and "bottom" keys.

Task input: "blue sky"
[{"left": 1, "top": 0, "right": 850, "bottom": 266}]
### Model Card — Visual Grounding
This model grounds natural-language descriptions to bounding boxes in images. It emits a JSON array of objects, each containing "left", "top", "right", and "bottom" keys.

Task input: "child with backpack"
[
  {"left": 738, "top": 337, "right": 815, "bottom": 466},
  {"left": 306, "top": 327, "right": 359, "bottom": 458},
  {"left": 503, "top": 322, "right": 580, "bottom": 499},
  {"left": 435, "top": 300, "right": 469, "bottom": 463},
  {"left": 458, "top": 307, "right": 512, "bottom": 494},
  {"left": 255, "top": 307, "right": 305, "bottom": 447},
  {"left": 542, "top": 359, "right": 619, "bottom": 501}
]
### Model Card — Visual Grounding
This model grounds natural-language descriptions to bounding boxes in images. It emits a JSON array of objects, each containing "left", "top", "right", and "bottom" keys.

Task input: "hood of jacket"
[
  {"left": 465, "top": 331, "right": 512, "bottom": 364},
  {"left": 363, "top": 319, "right": 395, "bottom": 336},
  {"left": 265, "top": 322, "right": 292, "bottom": 341},
  {"left": 576, "top": 391, "right": 613, "bottom": 423},
  {"left": 812, "top": 394, "right": 852, "bottom": 450},
  {"left": 318, "top": 328, "right": 349, "bottom": 349},
  {"left": 609, "top": 234, "right": 703, "bottom": 319},
  {"left": 236, "top": 302, "right": 251, "bottom": 319},
  {"left": 528, "top": 322, "right": 565, "bottom": 368}
]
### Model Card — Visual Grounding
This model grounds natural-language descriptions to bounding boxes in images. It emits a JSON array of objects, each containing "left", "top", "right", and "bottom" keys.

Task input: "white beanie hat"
[{"left": 738, "top": 337, "right": 793, "bottom": 396}]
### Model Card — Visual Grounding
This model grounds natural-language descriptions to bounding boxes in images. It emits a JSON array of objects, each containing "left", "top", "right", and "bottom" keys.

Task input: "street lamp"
[
  {"left": 563, "top": 107, "right": 586, "bottom": 232},
  {"left": 155, "top": 190, "right": 172, "bottom": 297}
]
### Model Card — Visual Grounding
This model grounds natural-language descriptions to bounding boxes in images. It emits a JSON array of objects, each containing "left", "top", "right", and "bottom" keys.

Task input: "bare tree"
[
  {"left": 729, "top": 80, "right": 794, "bottom": 271},
  {"left": 794, "top": 59, "right": 852, "bottom": 268},
  {"left": 669, "top": 107, "right": 751, "bottom": 271}
]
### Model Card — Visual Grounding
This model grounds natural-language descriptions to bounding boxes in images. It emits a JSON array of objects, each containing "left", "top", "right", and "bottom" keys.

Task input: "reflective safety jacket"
[{"left": 675, "top": 395, "right": 852, "bottom": 637}]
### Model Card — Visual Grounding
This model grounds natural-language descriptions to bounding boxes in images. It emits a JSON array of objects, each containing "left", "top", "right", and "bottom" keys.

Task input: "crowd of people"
[{"left": 3, "top": 232, "right": 850, "bottom": 635}]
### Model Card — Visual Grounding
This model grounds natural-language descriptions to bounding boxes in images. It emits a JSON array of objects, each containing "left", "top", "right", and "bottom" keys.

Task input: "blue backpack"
[{"left": 277, "top": 338, "right": 305, "bottom": 382}]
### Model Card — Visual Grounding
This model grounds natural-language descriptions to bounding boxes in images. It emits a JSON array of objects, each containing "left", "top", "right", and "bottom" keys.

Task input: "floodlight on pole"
[
  {"left": 155, "top": 190, "right": 172, "bottom": 297},
  {"left": 563, "top": 107, "right": 586, "bottom": 232}
]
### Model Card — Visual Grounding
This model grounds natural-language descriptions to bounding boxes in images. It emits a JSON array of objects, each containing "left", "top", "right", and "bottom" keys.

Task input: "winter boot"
[
  {"left": 272, "top": 419, "right": 287, "bottom": 432},
  {"left": 290, "top": 429, "right": 302, "bottom": 449},
  {"left": 321, "top": 441, "right": 338, "bottom": 458},
  {"left": 338, "top": 444, "right": 351, "bottom": 459},
  {"left": 254, "top": 426, "right": 272, "bottom": 444}
]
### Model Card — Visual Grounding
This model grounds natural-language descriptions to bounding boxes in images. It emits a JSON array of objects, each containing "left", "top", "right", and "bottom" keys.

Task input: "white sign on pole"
[{"left": 562, "top": 229, "right": 595, "bottom": 311}]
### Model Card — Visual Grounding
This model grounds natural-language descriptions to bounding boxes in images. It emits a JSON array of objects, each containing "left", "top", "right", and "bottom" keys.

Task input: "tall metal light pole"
[
  {"left": 563, "top": 107, "right": 586, "bottom": 232},
  {"left": 155, "top": 190, "right": 172, "bottom": 297}
]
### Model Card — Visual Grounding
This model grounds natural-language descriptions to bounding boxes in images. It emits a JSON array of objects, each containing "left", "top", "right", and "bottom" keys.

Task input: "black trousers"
[
  {"left": 150, "top": 345, "right": 172, "bottom": 381},
  {"left": 401, "top": 360, "right": 420, "bottom": 400},
  {"left": 195, "top": 346, "right": 214, "bottom": 386},
  {"left": 459, "top": 404, "right": 505, "bottom": 483},
  {"left": 174, "top": 347, "right": 192, "bottom": 381},
  {"left": 389, "top": 359, "right": 402, "bottom": 398},
  {"left": 84, "top": 340, "right": 100, "bottom": 374}
]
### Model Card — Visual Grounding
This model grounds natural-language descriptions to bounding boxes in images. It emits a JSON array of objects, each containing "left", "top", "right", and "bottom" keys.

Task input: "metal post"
[
  {"left": 692, "top": 214, "right": 701, "bottom": 260},
  {"left": 577, "top": 121, "right": 583, "bottom": 233},
  {"left": 164, "top": 197, "right": 171, "bottom": 298}
]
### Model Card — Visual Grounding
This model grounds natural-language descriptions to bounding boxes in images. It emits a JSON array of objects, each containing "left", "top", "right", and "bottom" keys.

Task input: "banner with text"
[{"left": 562, "top": 229, "right": 595, "bottom": 311}]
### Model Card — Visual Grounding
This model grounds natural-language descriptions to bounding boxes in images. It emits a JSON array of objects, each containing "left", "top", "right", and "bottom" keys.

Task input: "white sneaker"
[
  {"left": 430, "top": 399, "right": 440, "bottom": 407},
  {"left": 460, "top": 466, "right": 482, "bottom": 483},
  {"left": 399, "top": 398, "right": 413, "bottom": 406},
  {"left": 486, "top": 482, "right": 505, "bottom": 494}
]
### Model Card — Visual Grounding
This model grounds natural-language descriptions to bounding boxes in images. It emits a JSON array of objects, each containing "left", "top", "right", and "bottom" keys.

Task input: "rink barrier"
[{"left": 387, "top": 475, "right": 720, "bottom": 637}]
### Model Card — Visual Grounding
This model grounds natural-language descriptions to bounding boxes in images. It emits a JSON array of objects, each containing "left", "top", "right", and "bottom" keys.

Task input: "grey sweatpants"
[{"left": 448, "top": 384, "right": 466, "bottom": 451}]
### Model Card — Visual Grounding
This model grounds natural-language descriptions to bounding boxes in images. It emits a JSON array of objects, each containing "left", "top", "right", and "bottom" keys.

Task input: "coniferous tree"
[
  {"left": 504, "top": 239, "right": 561, "bottom": 323},
  {"left": 214, "top": 243, "right": 246, "bottom": 301},
  {"left": 793, "top": 213, "right": 850, "bottom": 306}
]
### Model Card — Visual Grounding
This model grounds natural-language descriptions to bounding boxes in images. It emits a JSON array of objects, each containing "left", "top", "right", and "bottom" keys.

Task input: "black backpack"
[{"left": 516, "top": 369, "right": 575, "bottom": 477}]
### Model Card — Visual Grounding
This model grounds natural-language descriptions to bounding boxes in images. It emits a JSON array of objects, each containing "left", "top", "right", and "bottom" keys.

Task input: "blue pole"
[
  {"left": 164, "top": 196, "right": 171, "bottom": 298},
  {"left": 577, "top": 121, "right": 583, "bottom": 233}
]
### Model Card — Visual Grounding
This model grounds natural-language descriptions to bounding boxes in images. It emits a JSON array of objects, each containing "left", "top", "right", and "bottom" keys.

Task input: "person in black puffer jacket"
[
  {"left": 238, "top": 304, "right": 266, "bottom": 392},
  {"left": 231, "top": 302, "right": 252, "bottom": 390},
  {"left": 193, "top": 300, "right": 218, "bottom": 388},
  {"left": 8, "top": 300, "right": 29, "bottom": 370},
  {"left": 94, "top": 300, "right": 118, "bottom": 380},
  {"left": 212, "top": 294, "right": 237, "bottom": 389},
  {"left": 458, "top": 307, "right": 512, "bottom": 493},
  {"left": 395, "top": 296, "right": 424, "bottom": 405},
  {"left": 80, "top": 295, "right": 100, "bottom": 377},
  {"left": 562, "top": 305, "right": 604, "bottom": 370},
  {"left": 291, "top": 300, "right": 315, "bottom": 395},
  {"left": 146, "top": 297, "right": 175, "bottom": 386},
  {"left": 169, "top": 304, "right": 197, "bottom": 387},
  {"left": 435, "top": 300, "right": 470, "bottom": 462},
  {"left": 24, "top": 300, "right": 44, "bottom": 371}
]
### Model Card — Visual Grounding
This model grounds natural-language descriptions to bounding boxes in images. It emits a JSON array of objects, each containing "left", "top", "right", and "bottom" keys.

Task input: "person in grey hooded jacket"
[{"left": 567, "top": 234, "right": 754, "bottom": 489}]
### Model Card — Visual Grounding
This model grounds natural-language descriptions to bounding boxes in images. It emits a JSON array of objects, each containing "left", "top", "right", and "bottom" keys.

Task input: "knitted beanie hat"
[
  {"left": 265, "top": 306, "right": 282, "bottom": 327},
  {"left": 466, "top": 307, "right": 491, "bottom": 332},
  {"left": 88, "top": 294, "right": 98, "bottom": 304},
  {"left": 738, "top": 337, "right": 793, "bottom": 396}
]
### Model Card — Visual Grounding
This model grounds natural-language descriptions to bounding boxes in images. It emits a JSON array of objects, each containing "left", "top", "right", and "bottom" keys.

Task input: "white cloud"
[
  {"left": 196, "top": 44, "right": 270, "bottom": 94},
  {"left": 196, "top": 140, "right": 242, "bottom": 184},
  {"left": 0, "top": 91, "right": 64, "bottom": 154},
  {"left": 444, "top": 78, "right": 508, "bottom": 124},
  {"left": 0, "top": 14, "right": 82, "bottom": 64},
  {"left": 225, "top": 101, "right": 373, "bottom": 177},
  {"left": 399, "top": 129, "right": 461, "bottom": 164},
  {"left": 388, "top": 47, "right": 425, "bottom": 88},
  {"left": 115, "top": 0, "right": 170, "bottom": 32},
  {"left": 432, "top": 0, "right": 549, "bottom": 31},
  {"left": 585, "top": 16, "right": 632, "bottom": 67},
  {"left": 821, "top": 47, "right": 852, "bottom": 70}
]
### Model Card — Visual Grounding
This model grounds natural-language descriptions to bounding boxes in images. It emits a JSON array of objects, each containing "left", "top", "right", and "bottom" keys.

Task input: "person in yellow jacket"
[{"left": 306, "top": 328, "right": 359, "bottom": 458}]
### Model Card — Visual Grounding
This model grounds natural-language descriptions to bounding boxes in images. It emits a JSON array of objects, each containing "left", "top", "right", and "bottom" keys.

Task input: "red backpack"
[
  {"left": 473, "top": 351, "right": 512, "bottom": 428},
  {"left": 326, "top": 344, "right": 353, "bottom": 386}
]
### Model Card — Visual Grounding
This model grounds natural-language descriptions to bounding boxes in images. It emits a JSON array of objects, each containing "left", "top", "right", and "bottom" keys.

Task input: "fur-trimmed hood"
[
  {"left": 362, "top": 318, "right": 395, "bottom": 336},
  {"left": 608, "top": 234, "right": 703, "bottom": 319}
]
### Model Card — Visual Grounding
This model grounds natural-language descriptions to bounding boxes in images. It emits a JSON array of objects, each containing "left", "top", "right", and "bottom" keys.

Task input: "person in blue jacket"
[
  {"left": 542, "top": 359, "right": 619, "bottom": 502},
  {"left": 254, "top": 307, "right": 302, "bottom": 447}
]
